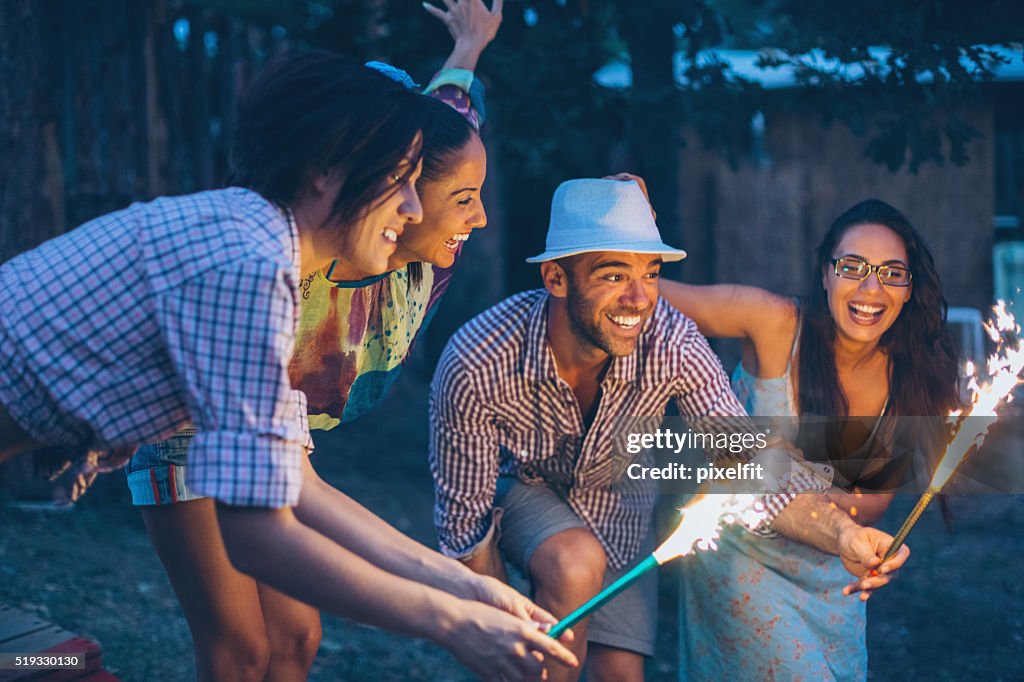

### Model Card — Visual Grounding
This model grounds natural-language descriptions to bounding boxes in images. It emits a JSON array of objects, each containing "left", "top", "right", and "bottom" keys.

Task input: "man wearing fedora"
[{"left": 428, "top": 178, "right": 909, "bottom": 680}]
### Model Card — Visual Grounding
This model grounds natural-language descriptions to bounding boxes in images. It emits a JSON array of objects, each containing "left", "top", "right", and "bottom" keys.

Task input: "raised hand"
[
  {"left": 424, "top": 0, "right": 504, "bottom": 72},
  {"left": 603, "top": 172, "right": 656, "bottom": 220}
]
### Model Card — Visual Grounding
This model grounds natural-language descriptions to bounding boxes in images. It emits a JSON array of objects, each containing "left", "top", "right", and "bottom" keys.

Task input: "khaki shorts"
[{"left": 494, "top": 477, "right": 657, "bottom": 657}]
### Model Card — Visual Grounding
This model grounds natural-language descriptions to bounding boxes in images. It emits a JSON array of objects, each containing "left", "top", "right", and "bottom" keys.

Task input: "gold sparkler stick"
[{"left": 881, "top": 488, "right": 936, "bottom": 562}]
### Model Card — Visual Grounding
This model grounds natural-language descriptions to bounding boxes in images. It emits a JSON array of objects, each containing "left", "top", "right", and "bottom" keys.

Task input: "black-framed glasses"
[{"left": 831, "top": 257, "right": 912, "bottom": 287}]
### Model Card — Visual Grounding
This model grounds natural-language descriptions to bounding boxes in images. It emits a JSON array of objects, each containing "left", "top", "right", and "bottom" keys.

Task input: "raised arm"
[
  {"left": 659, "top": 279, "right": 795, "bottom": 341},
  {"left": 217, "top": 498, "right": 578, "bottom": 680},
  {"left": 424, "top": 0, "right": 503, "bottom": 73},
  {"left": 602, "top": 173, "right": 798, "bottom": 348}
]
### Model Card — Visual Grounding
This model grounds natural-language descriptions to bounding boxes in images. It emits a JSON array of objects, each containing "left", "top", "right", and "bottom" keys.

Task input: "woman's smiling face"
[
  {"left": 390, "top": 134, "right": 487, "bottom": 269},
  {"left": 823, "top": 222, "right": 912, "bottom": 345}
]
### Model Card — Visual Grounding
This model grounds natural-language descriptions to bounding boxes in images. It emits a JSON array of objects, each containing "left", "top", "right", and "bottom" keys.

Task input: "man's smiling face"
[{"left": 559, "top": 251, "right": 663, "bottom": 357}]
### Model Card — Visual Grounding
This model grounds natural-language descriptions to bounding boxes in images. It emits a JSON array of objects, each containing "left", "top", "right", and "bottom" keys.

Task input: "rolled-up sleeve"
[
  {"left": 423, "top": 67, "right": 485, "bottom": 129},
  {"left": 429, "top": 346, "right": 499, "bottom": 558},
  {"left": 158, "top": 260, "right": 310, "bottom": 508}
]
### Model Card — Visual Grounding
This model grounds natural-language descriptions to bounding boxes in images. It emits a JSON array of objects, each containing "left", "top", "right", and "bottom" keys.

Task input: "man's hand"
[
  {"left": 441, "top": 599, "right": 577, "bottom": 681},
  {"left": 838, "top": 525, "right": 910, "bottom": 601},
  {"left": 425, "top": 0, "right": 504, "bottom": 72}
]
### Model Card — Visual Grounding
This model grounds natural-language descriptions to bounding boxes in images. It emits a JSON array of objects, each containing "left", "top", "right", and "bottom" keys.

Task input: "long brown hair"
[{"left": 798, "top": 199, "right": 960, "bottom": 418}]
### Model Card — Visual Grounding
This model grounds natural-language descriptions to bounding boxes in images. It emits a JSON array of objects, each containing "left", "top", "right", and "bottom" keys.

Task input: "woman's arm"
[
  {"left": 660, "top": 279, "right": 798, "bottom": 375},
  {"left": 425, "top": 0, "right": 503, "bottom": 72},
  {"left": 827, "top": 489, "right": 895, "bottom": 526},
  {"left": 295, "top": 458, "right": 467, "bottom": 588},
  {"left": 659, "top": 280, "right": 794, "bottom": 341},
  {"left": 295, "top": 459, "right": 547, "bottom": 625},
  {"left": 216, "top": 498, "right": 578, "bottom": 680},
  {"left": 771, "top": 492, "right": 909, "bottom": 600}
]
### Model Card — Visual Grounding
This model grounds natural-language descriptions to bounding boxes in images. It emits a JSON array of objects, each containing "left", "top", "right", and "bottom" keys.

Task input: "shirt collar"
[
  {"left": 522, "top": 291, "right": 558, "bottom": 382},
  {"left": 520, "top": 289, "right": 647, "bottom": 387}
]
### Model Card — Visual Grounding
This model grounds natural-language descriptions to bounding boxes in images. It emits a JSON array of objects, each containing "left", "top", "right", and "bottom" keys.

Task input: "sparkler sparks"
[
  {"left": 548, "top": 493, "right": 767, "bottom": 638},
  {"left": 651, "top": 493, "right": 768, "bottom": 564},
  {"left": 881, "top": 302, "right": 1023, "bottom": 562}
]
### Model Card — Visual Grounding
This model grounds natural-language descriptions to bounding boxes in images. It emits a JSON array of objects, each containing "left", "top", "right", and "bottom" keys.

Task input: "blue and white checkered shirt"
[
  {"left": 430, "top": 290, "right": 825, "bottom": 571},
  {"left": 0, "top": 188, "right": 311, "bottom": 507}
]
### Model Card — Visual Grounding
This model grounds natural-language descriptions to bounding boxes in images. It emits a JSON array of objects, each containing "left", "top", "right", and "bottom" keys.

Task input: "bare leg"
[
  {"left": 587, "top": 645, "right": 645, "bottom": 682},
  {"left": 528, "top": 528, "right": 607, "bottom": 682},
  {"left": 142, "top": 498, "right": 320, "bottom": 682},
  {"left": 256, "top": 582, "right": 322, "bottom": 682}
]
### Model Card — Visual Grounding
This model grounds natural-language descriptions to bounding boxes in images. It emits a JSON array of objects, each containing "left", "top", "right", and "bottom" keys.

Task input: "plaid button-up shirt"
[
  {"left": 0, "top": 188, "right": 310, "bottom": 508},
  {"left": 430, "top": 289, "right": 820, "bottom": 570}
]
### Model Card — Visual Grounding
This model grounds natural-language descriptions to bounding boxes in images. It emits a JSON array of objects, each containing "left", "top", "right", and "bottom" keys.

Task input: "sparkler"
[
  {"left": 548, "top": 493, "right": 766, "bottom": 638},
  {"left": 880, "top": 302, "right": 1024, "bottom": 563}
]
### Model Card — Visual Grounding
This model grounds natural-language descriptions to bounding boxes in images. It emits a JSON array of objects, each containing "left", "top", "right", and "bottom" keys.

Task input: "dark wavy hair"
[
  {"left": 798, "top": 199, "right": 960, "bottom": 419},
  {"left": 230, "top": 50, "right": 433, "bottom": 230},
  {"left": 419, "top": 98, "right": 477, "bottom": 184}
]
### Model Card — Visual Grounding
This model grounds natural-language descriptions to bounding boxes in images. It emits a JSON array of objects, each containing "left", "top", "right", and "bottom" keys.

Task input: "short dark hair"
[
  {"left": 230, "top": 50, "right": 433, "bottom": 229},
  {"left": 555, "top": 254, "right": 582, "bottom": 281}
]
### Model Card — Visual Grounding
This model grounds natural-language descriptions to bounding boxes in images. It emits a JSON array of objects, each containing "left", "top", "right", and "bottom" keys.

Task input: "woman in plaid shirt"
[
  {"left": 121, "top": 3, "right": 527, "bottom": 679},
  {"left": 0, "top": 35, "right": 577, "bottom": 682}
]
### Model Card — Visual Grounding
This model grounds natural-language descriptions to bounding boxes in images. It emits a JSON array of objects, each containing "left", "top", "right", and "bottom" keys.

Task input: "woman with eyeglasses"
[{"left": 661, "top": 199, "right": 960, "bottom": 681}]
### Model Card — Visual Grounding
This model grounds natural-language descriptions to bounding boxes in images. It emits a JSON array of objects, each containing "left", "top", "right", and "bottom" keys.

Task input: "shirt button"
[{"left": 520, "top": 449, "right": 528, "bottom": 457}]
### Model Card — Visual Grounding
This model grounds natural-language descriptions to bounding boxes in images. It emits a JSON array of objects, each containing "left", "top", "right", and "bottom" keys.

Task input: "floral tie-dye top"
[
  {"left": 286, "top": 70, "right": 481, "bottom": 431},
  {"left": 290, "top": 259, "right": 457, "bottom": 431}
]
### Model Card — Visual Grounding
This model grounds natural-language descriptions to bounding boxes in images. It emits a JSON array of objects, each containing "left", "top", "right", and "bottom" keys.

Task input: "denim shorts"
[
  {"left": 125, "top": 427, "right": 205, "bottom": 506},
  {"left": 494, "top": 477, "right": 658, "bottom": 657}
]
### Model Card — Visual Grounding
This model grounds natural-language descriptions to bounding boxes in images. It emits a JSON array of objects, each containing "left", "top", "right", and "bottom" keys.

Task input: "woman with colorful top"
[
  {"left": 120, "top": 3, "right": 544, "bottom": 681},
  {"left": 0, "top": 30, "right": 577, "bottom": 682},
  {"left": 661, "top": 199, "right": 959, "bottom": 681}
]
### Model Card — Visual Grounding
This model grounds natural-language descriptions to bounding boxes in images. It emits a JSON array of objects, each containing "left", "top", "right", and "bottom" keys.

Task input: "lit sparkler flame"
[
  {"left": 651, "top": 493, "right": 768, "bottom": 563},
  {"left": 932, "top": 302, "right": 1023, "bottom": 489},
  {"left": 548, "top": 491, "right": 767, "bottom": 638},
  {"left": 882, "top": 302, "right": 1023, "bottom": 562}
]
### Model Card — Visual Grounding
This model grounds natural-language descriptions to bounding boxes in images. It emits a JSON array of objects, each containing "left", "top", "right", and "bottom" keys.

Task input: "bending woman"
[
  {"left": 127, "top": 74, "right": 488, "bottom": 682},
  {"left": 121, "top": 4, "right": 543, "bottom": 681},
  {"left": 0, "top": 48, "right": 575, "bottom": 682},
  {"left": 663, "top": 199, "right": 959, "bottom": 681}
]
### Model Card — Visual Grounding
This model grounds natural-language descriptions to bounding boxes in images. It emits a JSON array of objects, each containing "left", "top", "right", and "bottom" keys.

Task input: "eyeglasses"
[{"left": 831, "top": 257, "right": 912, "bottom": 287}]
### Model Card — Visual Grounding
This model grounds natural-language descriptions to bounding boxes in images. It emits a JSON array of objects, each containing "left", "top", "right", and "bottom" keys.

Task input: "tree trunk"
[
  {"left": 618, "top": 0, "right": 687, "bottom": 279},
  {"left": 0, "top": 0, "right": 61, "bottom": 263}
]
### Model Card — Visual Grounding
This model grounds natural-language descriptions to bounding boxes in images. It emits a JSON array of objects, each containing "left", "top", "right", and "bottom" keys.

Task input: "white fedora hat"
[{"left": 525, "top": 178, "right": 686, "bottom": 263}]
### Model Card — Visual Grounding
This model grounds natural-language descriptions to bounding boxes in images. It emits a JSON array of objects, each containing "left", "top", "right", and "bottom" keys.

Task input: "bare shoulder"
[{"left": 745, "top": 292, "right": 799, "bottom": 376}]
